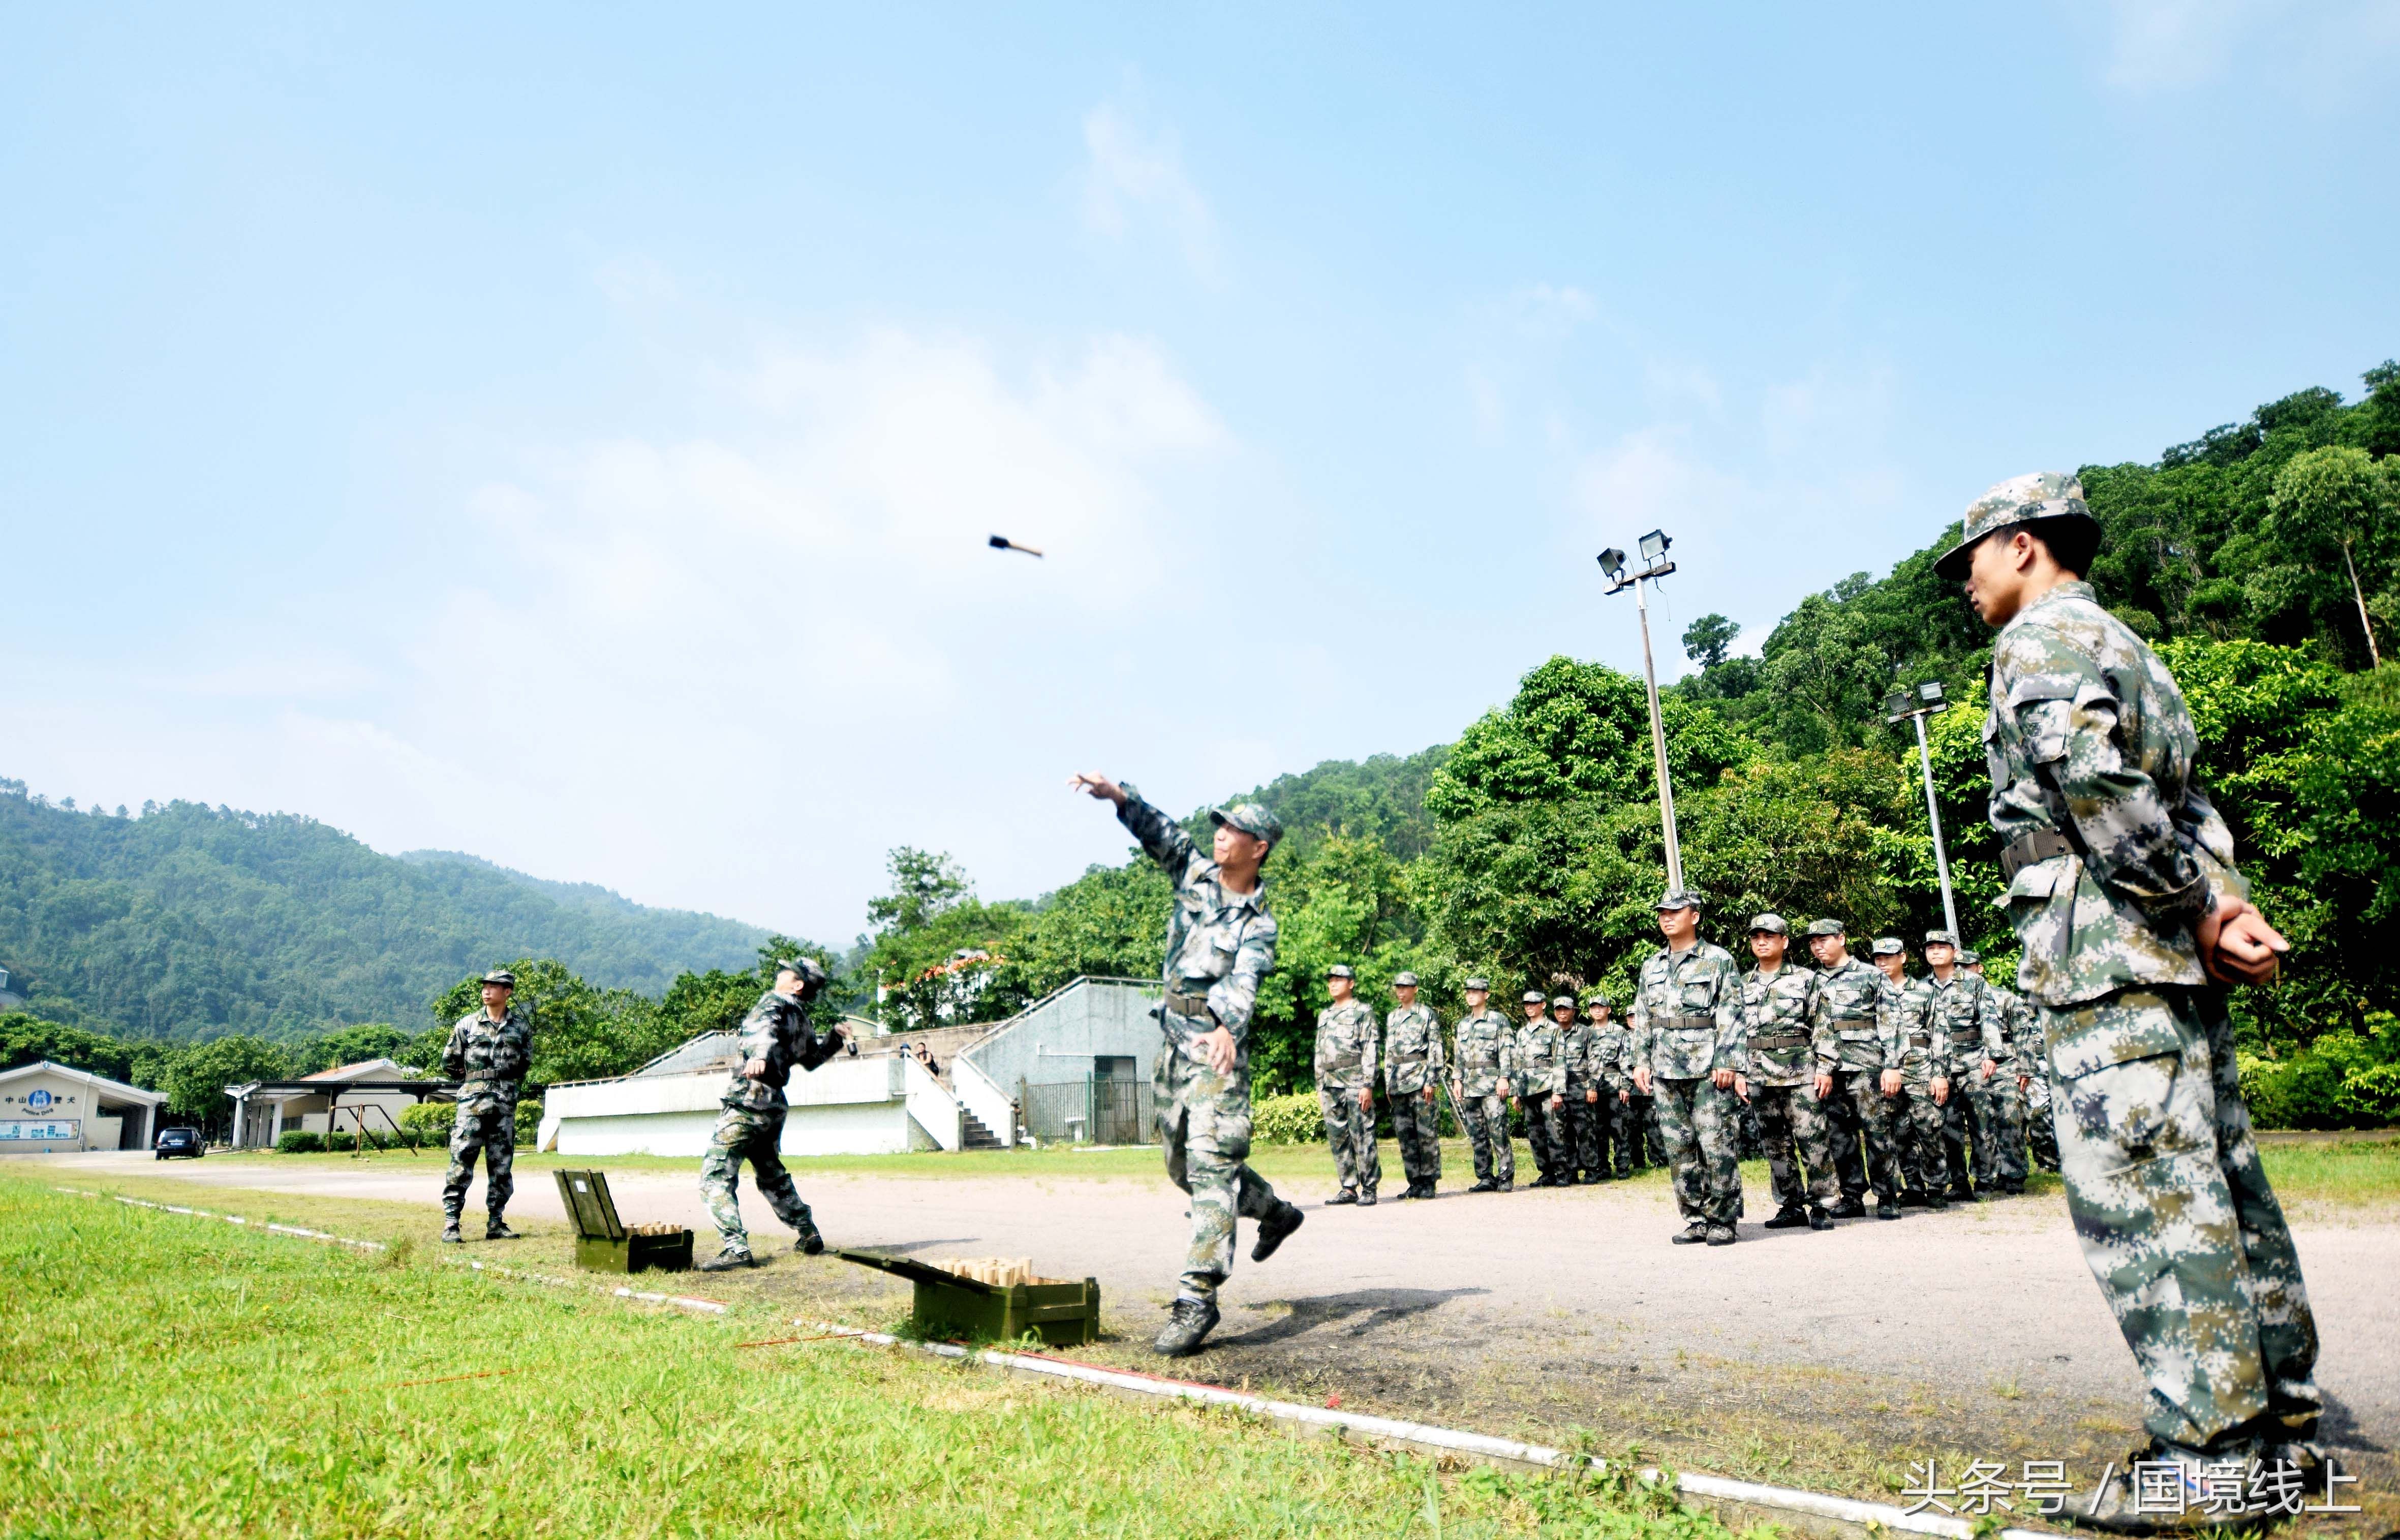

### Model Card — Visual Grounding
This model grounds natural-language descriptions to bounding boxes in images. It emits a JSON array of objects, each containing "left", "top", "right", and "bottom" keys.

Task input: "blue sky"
[{"left": 6, "top": 3, "right": 2397, "bottom": 943}]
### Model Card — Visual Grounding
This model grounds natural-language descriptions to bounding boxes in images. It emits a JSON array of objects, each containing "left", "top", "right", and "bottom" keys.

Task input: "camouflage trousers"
[
  {"left": 1458, "top": 1089, "right": 1515, "bottom": 1185},
  {"left": 1161, "top": 1051, "right": 1280, "bottom": 1301},
  {"left": 1388, "top": 1087, "right": 1442, "bottom": 1186},
  {"left": 1620, "top": 1092, "right": 1668, "bottom": 1169},
  {"left": 1317, "top": 1083, "right": 1381, "bottom": 1197},
  {"left": 1879, "top": 1082, "right": 1948, "bottom": 1196},
  {"left": 1816, "top": 1069, "right": 1877, "bottom": 1200},
  {"left": 1517, "top": 1094, "right": 1567, "bottom": 1181},
  {"left": 442, "top": 1103, "right": 516, "bottom": 1223},
  {"left": 1562, "top": 1087, "right": 1606, "bottom": 1177},
  {"left": 700, "top": 1103, "right": 815, "bottom": 1252},
  {"left": 2045, "top": 987, "right": 2320, "bottom": 1450},
  {"left": 1590, "top": 1092, "right": 1639, "bottom": 1177},
  {"left": 1651, "top": 1076, "right": 1739, "bottom": 1225},
  {"left": 1749, "top": 1081, "right": 1838, "bottom": 1209},
  {"left": 2025, "top": 1071, "right": 2062, "bottom": 1172},
  {"left": 1834, "top": 1071, "right": 1912, "bottom": 1203},
  {"left": 1965, "top": 1071, "right": 2028, "bottom": 1189}
]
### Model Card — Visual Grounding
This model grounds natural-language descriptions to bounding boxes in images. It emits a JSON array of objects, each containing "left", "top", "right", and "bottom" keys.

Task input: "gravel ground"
[{"left": 34, "top": 1147, "right": 2397, "bottom": 1526}]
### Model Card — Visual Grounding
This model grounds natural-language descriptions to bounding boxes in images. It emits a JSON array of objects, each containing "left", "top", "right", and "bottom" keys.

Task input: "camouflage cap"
[
  {"left": 1870, "top": 937, "right": 1905, "bottom": 957},
  {"left": 479, "top": 969, "right": 517, "bottom": 989},
  {"left": 1933, "top": 471, "right": 2098, "bottom": 581},
  {"left": 1522, "top": 989, "right": 1547, "bottom": 1004},
  {"left": 1924, "top": 930, "right": 1958, "bottom": 948},
  {"left": 1392, "top": 971, "right": 1419, "bottom": 988},
  {"left": 1805, "top": 918, "right": 1848, "bottom": 938},
  {"left": 1654, "top": 887, "right": 1701, "bottom": 911},
  {"left": 1327, "top": 964, "right": 1356, "bottom": 980},
  {"left": 773, "top": 957, "right": 829, "bottom": 991},
  {"left": 1958, "top": 949, "right": 1983, "bottom": 967},
  {"left": 1583, "top": 990, "right": 1614, "bottom": 1008},
  {"left": 1551, "top": 994, "right": 1578, "bottom": 1010},
  {"left": 1748, "top": 913, "right": 1788, "bottom": 935},
  {"left": 1210, "top": 802, "right": 1283, "bottom": 848},
  {"left": 1462, "top": 976, "right": 1490, "bottom": 991}
]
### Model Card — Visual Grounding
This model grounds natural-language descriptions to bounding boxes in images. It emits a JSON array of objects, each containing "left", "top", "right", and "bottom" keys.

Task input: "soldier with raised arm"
[
  {"left": 1451, "top": 979, "right": 1516, "bottom": 1193},
  {"left": 1383, "top": 972, "right": 1445, "bottom": 1200},
  {"left": 1070, "top": 773, "right": 1304, "bottom": 1357},
  {"left": 440, "top": 969, "right": 535, "bottom": 1244},
  {"left": 1944, "top": 475, "right": 2319, "bottom": 1525},
  {"left": 1315, "top": 965, "right": 1382, "bottom": 1206},
  {"left": 1628, "top": 889, "right": 1746, "bottom": 1245},
  {"left": 697, "top": 958, "right": 848, "bottom": 1270}
]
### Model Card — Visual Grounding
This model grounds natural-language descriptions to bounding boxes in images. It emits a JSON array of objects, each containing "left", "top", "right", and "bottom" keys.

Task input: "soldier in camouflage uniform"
[
  {"left": 1946, "top": 474, "right": 2319, "bottom": 1521},
  {"left": 697, "top": 958, "right": 847, "bottom": 1269},
  {"left": 1072, "top": 774, "right": 1304, "bottom": 1357},
  {"left": 1383, "top": 972, "right": 1444, "bottom": 1199},
  {"left": 1923, "top": 931, "right": 2027, "bottom": 1198},
  {"left": 1510, "top": 992, "right": 1571, "bottom": 1186},
  {"left": 1968, "top": 951, "right": 2057, "bottom": 1173},
  {"left": 440, "top": 969, "right": 535, "bottom": 1243},
  {"left": 1630, "top": 889, "right": 1746, "bottom": 1244},
  {"left": 1805, "top": 920, "right": 1892, "bottom": 1218},
  {"left": 1560, "top": 993, "right": 1606, "bottom": 1183},
  {"left": 1869, "top": 939, "right": 1951, "bottom": 1208},
  {"left": 1738, "top": 915, "right": 1837, "bottom": 1230},
  {"left": 1315, "top": 965, "right": 1382, "bottom": 1205},
  {"left": 1451, "top": 978, "right": 1516, "bottom": 1192},
  {"left": 1583, "top": 993, "right": 1637, "bottom": 1179}
]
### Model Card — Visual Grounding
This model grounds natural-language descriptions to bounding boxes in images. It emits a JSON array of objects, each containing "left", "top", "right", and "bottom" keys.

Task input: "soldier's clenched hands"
[
  {"left": 743, "top": 1057, "right": 770, "bottom": 1081},
  {"left": 2197, "top": 898, "right": 2288, "bottom": 986},
  {"left": 1814, "top": 1071, "right": 1834, "bottom": 1099},
  {"left": 1880, "top": 1068, "right": 1903, "bottom": 1097},
  {"left": 1932, "top": 1076, "right": 1950, "bottom": 1106},
  {"left": 1067, "top": 772, "right": 1129, "bottom": 808},
  {"left": 1358, "top": 1087, "right": 1374, "bottom": 1111},
  {"left": 1980, "top": 1058, "right": 1998, "bottom": 1081},
  {"left": 1709, "top": 1067, "right": 1736, "bottom": 1090},
  {"left": 1422, "top": 1086, "right": 1438, "bottom": 1104},
  {"left": 1585, "top": 1088, "right": 1599, "bottom": 1104}
]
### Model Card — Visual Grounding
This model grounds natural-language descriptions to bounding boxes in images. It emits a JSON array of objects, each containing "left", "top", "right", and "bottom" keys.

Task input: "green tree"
[
  {"left": 294, "top": 1023, "right": 419, "bottom": 1075},
  {"left": 160, "top": 1035, "right": 290, "bottom": 1127},
  {"left": 865, "top": 848, "right": 972, "bottom": 935},
  {"left": 425, "top": 959, "right": 670, "bottom": 1086},
  {"left": 2253, "top": 446, "right": 2398, "bottom": 666},
  {"left": 1682, "top": 613, "right": 1740, "bottom": 670}
]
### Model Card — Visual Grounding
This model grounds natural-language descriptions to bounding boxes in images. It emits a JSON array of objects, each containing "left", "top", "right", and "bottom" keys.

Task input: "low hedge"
[
  {"left": 1252, "top": 1091, "right": 1324, "bottom": 1145},
  {"left": 2241, "top": 1015, "right": 2400, "bottom": 1130}
]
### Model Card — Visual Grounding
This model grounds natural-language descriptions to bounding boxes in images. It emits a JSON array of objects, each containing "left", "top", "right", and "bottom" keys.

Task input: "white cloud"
[
  {"left": 1081, "top": 103, "right": 1221, "bottom": 282},
  {"left": 2096, "top": 0, "right": 2400, "bottom": 94},
  {"left": 2101, "top": 0, "right": 2276, "bottom": 88}
]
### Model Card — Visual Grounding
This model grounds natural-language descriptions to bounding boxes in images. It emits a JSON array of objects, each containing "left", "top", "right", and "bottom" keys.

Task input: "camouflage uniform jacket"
[
  {"left": 1586, "top": 1018, "right": 1634, "bottom": 1092},
  {"left": 722, "top": 991, "right": 846, "bottom": 1113},
  {"left": 1879, "top": 975, "right": 1948, "bottom": 1086},
  {"left": 1452, "top": 1009, "right": 1516, "bottom": 1097},
  {"left": 1989, "top": 983, "right": 2040, "bottom": 1079},
  {"left": 1985, "top": 579, "right": 2247, "bottom": 1018},
  {"left": 1314, "top": 1000, "right": 1380, "bottom": 1091},
  {"left": 1739, "top": 964, "right": 1821, "bottom": 1089},
  {"left": 1560, "top": 1021, "right": 1603, "bottom": 1091},
  {"left": 1923, "top": 970, "right": 2005, "bottom": 1083},
  {"left": 1811, "top": 956, "right": 1890, "bottom": 1073},
  {"left": 442, "top": 1008, "right": 532, "bottom": 1116},
  {"left": 1513, "top": 1018, "right": 1570, "bottom": 1098},
  {"left": 1118, "top": 791, "right": 1278, "bottom": 1070},
  {"left": 1629, "top": 942, "right": 1746, "bottom": 1079},
  {"left": 1382, "top": 1004, "right": 1444, "bottom": 1094}
]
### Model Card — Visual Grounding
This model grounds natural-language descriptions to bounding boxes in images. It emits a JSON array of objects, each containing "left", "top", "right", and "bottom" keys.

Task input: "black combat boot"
[
  {"left": 1762, "top": 1205, "right": 1811, "bottom": 1229},
  {"left": 1873, "top": 1200, "right": 1903, "bottom": 1220},
  {"left": 440, "top": 1219, "right": 463, "bottom": 1244},
  {"left": 1467, "top": 1178, "right": 1497, "bottom": 1193},
  {"left": 1829, "top": 1195, "right": 1867, "bottom": 1219},
  {"left": 698, "top": 1246, "right": 759, "bottom": 1272},
  {"left": 1153, "top": 1295, "right": 1220, "bottom": 1358},
  {"left": 1357, "top": 1190, "right": 1377, "bottom": 1207},
  {"left": 1807, "top": 1205, "right": 1834, "bottom": 1231},
  {"left": 1251, "top": 1200, "right": 1304, "bottom": 1261},
  {"left": 1670, "top": 1221, "right": 1710, "bottom": 1245},
  {"left": 485, "top": 1218, "right": 519, "bottom": 1240},
  {"left": 1493, "top": 1179, "right": 1513, "bottom": 1192},
  {"left": 793, "top": 1217, "right": 825, "bottom": 1255},
  {"left": 1704, "top": 1223, "right": 1737, "bottom": 1246},
  {"left": 1326, "top": 1188, "right": 1359, "bottom": 1206}
]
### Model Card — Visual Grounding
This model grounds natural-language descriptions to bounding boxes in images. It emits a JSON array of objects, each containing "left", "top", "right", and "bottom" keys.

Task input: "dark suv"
[{"left": 155, "top": 1127, "right": 203, "bottom": 1160}]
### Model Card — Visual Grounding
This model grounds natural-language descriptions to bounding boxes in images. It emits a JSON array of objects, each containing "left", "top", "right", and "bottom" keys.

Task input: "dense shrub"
[
  {"left": 399, "top": 1101, "right": 452, "bottom": 1140},
  {"left": 515, "top": 1099, "right": 543, "bottom": 1144},
  {"left": 1252, "top": 1091, "right": 1324, "bottom": 1145},
  {"left": 275, "top": 1131, "right": 323, "bottom": 1154},
  {"left": 2241, "top": 1015, "right": 2400, "bottom": 1130}
]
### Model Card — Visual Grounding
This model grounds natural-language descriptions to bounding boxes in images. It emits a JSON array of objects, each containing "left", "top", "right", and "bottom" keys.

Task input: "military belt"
[
  {"left": 1654, "top": 1013, "right": 1716, "bottom": 1031},
  {"left": 1750, "top": 1031, "right": 1811, "bottom": 1049},
  {"left": 1907, "top": 1032, "right": 1932, "bottom": 1047},
  {"left": 1162, "top": 989, "right": 1214, "bottom": 1021},
  {"left": 1999, "top": 827, "right": 2080, "bottom": 881}
]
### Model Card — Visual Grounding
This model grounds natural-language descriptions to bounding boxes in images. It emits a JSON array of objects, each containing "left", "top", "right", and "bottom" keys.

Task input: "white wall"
[{"left": 544, "top": 1055, "right": 956, "bottom": 1158}]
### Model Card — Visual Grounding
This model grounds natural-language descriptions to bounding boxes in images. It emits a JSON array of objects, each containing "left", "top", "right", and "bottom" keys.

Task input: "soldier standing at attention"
[
  {"left": 1738, "top": 915, "right": 1837, "bottom": 1231},
  {"left": 1806, "top": 921, "right": 1892, "bottom": 1219},
  {"left": 1945, "top": 474, "right": 2318, "bottom": 1518},
  {"left": 440, "top": 969, "right": 534, "bottom": 1244},
  {"left": 1967, "top": 950, "right": 2056, "bottom": 1174},
  {"left": 1869, "top": 938, "right": 1950, "bottom": 1209},
  {"left": 1508, "top": 991, "right": 1566, "bottom": 1186},
  {"left": 1922, "top": 931, "right": 2024, "bottom": 1199},
  {"left": 1560, "top": 993, "right": 1605, "bottom": 1184},
  {"left": 1452, "top": 979, "right": 1516, "bottom": 1193},
  {"left": 1382, "top": 972, "right": 1444, "bottom": 1200},
  {"left": 1315, "top": 965, "right": 1382, "bottom": 1206},
  {"left": 1584, "top": 993, "right": 1636, "bottom": 1179},
  {"left": 697, "top": 958, "right": 848, "bottom": 1270},
  {"left": 1070, "top": 773, "right": 1304, "bottom": 1357},
  {"left": 1629, "top": 889, "right": 1746, "bottom": 1245}
]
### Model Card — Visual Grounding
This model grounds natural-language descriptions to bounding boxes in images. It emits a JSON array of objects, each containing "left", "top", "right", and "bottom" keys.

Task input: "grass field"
[{"left": 0, "top": 1174, "right": 1764, "bottom": 1539}]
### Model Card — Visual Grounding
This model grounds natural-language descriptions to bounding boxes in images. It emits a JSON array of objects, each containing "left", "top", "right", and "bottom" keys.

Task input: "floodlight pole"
[
  {"left": 1599, "top": 538, "right": 1683, "bottom": 893},
  {"left": 1910, "top": 713, "right": 1960, "bottom": 941}
]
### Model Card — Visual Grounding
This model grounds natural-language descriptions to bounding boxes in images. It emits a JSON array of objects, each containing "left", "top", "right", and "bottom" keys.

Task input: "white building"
[
  {"left": 224, "top": 1058, "right": 436, "bottom": 1149},
  {"left": 0, "top": 1060, "right": 167, "bottom": 1153}
]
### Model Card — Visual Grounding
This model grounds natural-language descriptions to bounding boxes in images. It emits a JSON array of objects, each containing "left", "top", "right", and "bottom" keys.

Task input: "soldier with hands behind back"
[
  {"left": 1315, "top": 965, "right": 1382, "bottom": 1206},
  {"left": 1739, "top": 915, "right": 1838, "bottom": 1230},
  {"left": 1805, "top": 921, "right": 1890, "bottom": 1218},
  {"left": 1383, "top": 972, "right": 1444, "bottom": 1199},
  {"left": 1451, "top": 979, "right": 1516, "bottom": 1193},
  {"left": 697, "top": 957, "right": 848, "bottom": 1271},
  {"left": 440, "top": 969, "right": 534, "bottom": 1244},
  {"left": 1870, "top": 938, "right": 1950, "bottom": 1209},
  {"left": 1629, "top": 890, "right": 1746, "bottom": 1245},
  {"left": 1070, "top": 774, "right": 1303, "bottom": 1358},
  {"left": 1945, "top": 474, "right": 2319, "bottom": 1528}
]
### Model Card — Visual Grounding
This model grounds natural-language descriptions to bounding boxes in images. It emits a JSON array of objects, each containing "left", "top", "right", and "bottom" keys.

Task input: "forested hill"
[{"left": 0, "top": 785, "right": 767, "bottom": 1042}]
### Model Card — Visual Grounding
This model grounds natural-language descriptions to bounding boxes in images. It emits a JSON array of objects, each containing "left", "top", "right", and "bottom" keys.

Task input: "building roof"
[
  {"left": 300, "top": 1057, "right": 416, "bottom": 1083},
  {"left": 0, "top": 1059, "right": 168, "bottom": 1105}
]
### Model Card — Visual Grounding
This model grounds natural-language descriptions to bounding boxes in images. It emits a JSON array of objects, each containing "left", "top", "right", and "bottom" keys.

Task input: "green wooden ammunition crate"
[
  {"left": 554, "top": 1168, "right": 693, "bottom": 1274},
  {"left": 838, "top": 1250, "right": 1101, "bottom": 1347}
]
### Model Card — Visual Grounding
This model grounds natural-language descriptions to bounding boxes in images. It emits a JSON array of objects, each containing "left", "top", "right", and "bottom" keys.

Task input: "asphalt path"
[{"left": 37, "top": 1146, "right": 2398, "bottom": 1464}]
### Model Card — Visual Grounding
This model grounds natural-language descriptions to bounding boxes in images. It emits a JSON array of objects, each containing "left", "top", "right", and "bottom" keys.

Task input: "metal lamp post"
[
  {"left": 1598, "top": 530, "right": 1684, "bottom": 891},
  {"left": 1886, "top": 680, "right": 1960, "bottom": 942}
]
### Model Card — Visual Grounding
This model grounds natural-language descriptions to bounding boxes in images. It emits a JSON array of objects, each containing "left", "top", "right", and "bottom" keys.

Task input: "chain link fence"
[{"left": 1020, "top": 1076, "right": 1155, "bottom": 1145}]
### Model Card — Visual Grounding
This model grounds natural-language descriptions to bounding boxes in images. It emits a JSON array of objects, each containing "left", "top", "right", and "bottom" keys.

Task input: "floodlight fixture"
[
  {"left": 1918, "top": 680, "right": 1946, "bottom": 706},
  {"left": 988, "top": 534, "right": 1044, "bottom": 558},
  {"left": 1638, "top": 529, "right": 1671, "bottom": 564},
  {"left": 1595, "top": 526, "right": 1684, "bottom": 889},
  {"left": 1597, "top": 547, "right": 1626, "bottom": 579},
  {"left": 1887, "top": 677, "right": 1961, "bottom": 940},
  {"left": 1885, "top": 690, "right": 1912, "bottom": 725}
]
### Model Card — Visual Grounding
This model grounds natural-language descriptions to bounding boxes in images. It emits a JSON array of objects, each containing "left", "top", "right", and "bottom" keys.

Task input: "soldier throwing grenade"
[
  {"left": 698, "top": 958, "right": 850, "bottom": 1270},
  {"left": 441, "top": 969, "right": 533, "bottom": 1244}
]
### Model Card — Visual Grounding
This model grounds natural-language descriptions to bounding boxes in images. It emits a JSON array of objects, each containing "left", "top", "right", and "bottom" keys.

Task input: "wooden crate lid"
[{"left": 552, "top": 1168, "right": 625, "bottom": 1241}]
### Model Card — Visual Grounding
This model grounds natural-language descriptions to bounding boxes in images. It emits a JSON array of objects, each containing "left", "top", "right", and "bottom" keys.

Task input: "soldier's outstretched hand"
[{"left": 1067, "top": 771, "right": 1128, "bottom": 808}]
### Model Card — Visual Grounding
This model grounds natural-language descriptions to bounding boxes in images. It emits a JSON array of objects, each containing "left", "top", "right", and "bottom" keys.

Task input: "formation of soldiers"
[{"left": 1303, "top": 906, "right": 2056, "bottom": 1243}]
